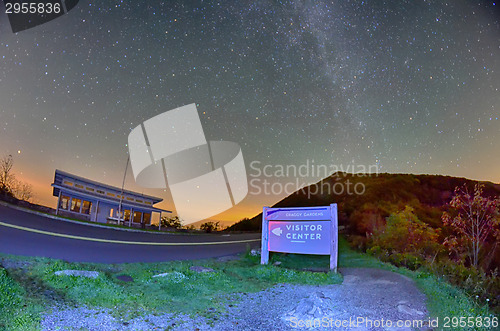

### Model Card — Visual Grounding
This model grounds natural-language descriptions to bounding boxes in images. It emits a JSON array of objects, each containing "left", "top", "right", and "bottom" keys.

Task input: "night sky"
[{"left": 0, "top": 0, "right": 499, "bottom": 223}]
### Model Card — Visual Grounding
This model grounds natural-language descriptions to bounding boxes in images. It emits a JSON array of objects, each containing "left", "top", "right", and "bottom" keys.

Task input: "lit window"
[
  {"left": 86, "top": 187, "right": 95, "bottom": 192},
  {"left": 126, "top": 197, "right": 134, "bottom": 201},
  {"left": 143, "top": 213, "right": 151, "bottom": 225},
  {"left": 59, "top": 195, "right": 70, "bottom": 210},
  {"left": 97, "top": 190, "right": 105, "bottom": 194},
  {"left": 136, "top": 199, "right": 143, "bottom": 203},
  {"left": 63, "top": 181, "right": 73, "bottom": 186},
  {"left": 107, "top": 192, "right": 115, "bottom": 197},
  {"left": 71, "top": 198, "right": 82, "bottom": 212},
  {"left": 75, "top": 184, "right": 84, "bottom": 189},
  {"left": 133, "top": 211, "right": 142, "bottom": 223},
  {"left": 124, "top": 210, "right": 131, "bottom": 221},
  {"left": 82, "top": 201, "right": 92, "bottom": 214}
]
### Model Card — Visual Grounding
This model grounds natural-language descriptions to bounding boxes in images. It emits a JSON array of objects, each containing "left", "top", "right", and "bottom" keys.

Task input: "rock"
[
  {"left": 152, "top": 271, "right": 187, "bottom": 282},
  {"left": 273, "top": 261, "right": 282, "bottom": 266},
  {"left": 397, "top": 303, "right": 425, "bottom": 316},
  {"left": 250, "top": 249, "right": 261, "bottom": 256},
  {"left": 189, "top": 266, "right": 215, "bottom": 273},
  {"left": 55, "top": 270, "right": 99, "bottom": 279},
  {"left": 116, "top": 275, "right": 134, "bottom": 282},
  {"left": 282, "top": 291, "right": 336, "bottom": 323}
]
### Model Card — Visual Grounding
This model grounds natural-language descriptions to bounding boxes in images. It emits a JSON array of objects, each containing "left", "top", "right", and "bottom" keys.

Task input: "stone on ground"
[
  {"left": 55, "top": 270, "right": 99, "bottom": 278},
  {"left": 189, "top": 266, "right": 215, "bottom": 273}
]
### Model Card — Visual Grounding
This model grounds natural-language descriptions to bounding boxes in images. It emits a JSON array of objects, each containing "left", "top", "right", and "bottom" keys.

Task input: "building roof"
[{"left": 52, "top": 169, "right": 164, "bottom": 205}]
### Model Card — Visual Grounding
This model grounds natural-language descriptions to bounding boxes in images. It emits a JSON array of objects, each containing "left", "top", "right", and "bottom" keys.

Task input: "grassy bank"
[
  {"left": 0, "top": 267, "right": 43, "bottom": 329},
  {"left": 1, "top": 237, "right": 495, "bottom": 330},
  {"left": 0, "top": 250, "right": 341, "bottom": 329}
]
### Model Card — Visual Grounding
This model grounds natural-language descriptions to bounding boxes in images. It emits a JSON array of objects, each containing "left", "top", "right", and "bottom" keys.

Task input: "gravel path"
[{"left": 41, "top": 268, "right": 429, "bottom": 330}]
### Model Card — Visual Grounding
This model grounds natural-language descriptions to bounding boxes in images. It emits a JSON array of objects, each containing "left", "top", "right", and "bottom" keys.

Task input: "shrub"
[{"left": 370, "top": 206, "right": 441, "bottom": 260}]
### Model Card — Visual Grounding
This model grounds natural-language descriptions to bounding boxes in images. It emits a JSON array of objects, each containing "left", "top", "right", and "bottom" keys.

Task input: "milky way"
[{"left": 0, "top": 1, "right": 498, "bottom": 221}]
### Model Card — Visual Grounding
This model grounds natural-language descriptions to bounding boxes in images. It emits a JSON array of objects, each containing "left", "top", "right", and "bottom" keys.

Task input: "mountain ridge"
[{"left": 228, "top": 172, "right": 500, "bottom": 233}]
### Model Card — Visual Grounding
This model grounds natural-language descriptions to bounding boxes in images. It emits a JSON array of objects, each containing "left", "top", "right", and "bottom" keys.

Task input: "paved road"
[{"left": 0, "top": 204, "right": 260, "bottom": 263}]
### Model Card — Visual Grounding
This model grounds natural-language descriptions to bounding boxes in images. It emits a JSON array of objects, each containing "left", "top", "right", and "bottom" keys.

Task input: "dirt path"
[
  {"left": 40, "top": 267, "right": 430, "bottom": 330},
  {"left": 205, "top": 267, "right": 429, "bottom": 330}
]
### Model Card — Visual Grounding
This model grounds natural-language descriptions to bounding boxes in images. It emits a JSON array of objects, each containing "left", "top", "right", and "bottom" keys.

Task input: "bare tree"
[
  {"left": 0, "top": 154, "right": 15, "bottom": 194},
  {"left": 12, "top": 179, "right": 34, "bottom": 202},
  {"left": 442, "top": 184, "right": 500, "bottom": 268},
  {"left": 0, "top": 154, "right": 34, "bottom": 202}
]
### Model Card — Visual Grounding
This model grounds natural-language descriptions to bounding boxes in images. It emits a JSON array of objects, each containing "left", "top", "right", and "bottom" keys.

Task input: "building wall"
[
  {"left": 57, "top": 189, "right": 156, "bottom": 225},
  {"left": 57, "top": 191, "right": 96, "bottom": 221}
]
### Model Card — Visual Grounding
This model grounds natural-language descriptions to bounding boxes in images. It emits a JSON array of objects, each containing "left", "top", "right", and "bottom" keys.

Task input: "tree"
[
  {"left": 372, "top": 206, "right": 440, "bottom": 258},
  {"left": 12, "top": 179, "right": 34, "bottom": 202},
  {"left": 0, "top": 154, "right": 34, "bottom": 202},
  {"left": 160, "top": 216, "right": 182, "bottom": 229},
  {"left": 200, "top": 221, "right": 220, "bottom": 233},
  {"left": 442, "top": 184, "right": 500, "bottom": 268},
  {"left": 0, "top": 154, "right": 15, "bottom": 194}
]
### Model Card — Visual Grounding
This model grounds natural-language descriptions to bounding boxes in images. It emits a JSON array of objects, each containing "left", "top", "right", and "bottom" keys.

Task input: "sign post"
[{"left": 260, "top": 204, "right": 338, "bottom": 272}]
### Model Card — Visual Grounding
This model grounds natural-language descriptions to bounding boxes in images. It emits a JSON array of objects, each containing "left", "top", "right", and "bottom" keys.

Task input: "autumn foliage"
[
  {"left": 442, "top": 184, "right": 500, "bottom": 268},
  {"left": 368, "top": 206, "right": 441, "bottom": 268}
]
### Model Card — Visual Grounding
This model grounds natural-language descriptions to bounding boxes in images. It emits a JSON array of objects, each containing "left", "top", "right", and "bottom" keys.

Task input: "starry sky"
[{"left": 0, "top": 0, "right": 499, "bottom": 224}]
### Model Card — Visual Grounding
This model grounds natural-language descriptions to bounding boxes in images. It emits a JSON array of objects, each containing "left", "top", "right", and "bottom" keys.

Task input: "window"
[
  {"left": 81, "top": 200, "right": 92, "bottom": 214},
  {"left": 71, "top": 198, "right": 82, "bottom": 212},
  {"left": 63, "top": 181, "right": 73, "bottom": 186},
  {"left": 143, "top": 213, "right": 151, "bottom": 225},
  {"left": 59, "top": 195, "right": 70, "bottom": 210},
  {"left": 97, "top": 190, "right": 105, "bottom": 194},
  {"left": 109, "top": 208, "right": 114, "bottom": 217},
  {"left": 133, "top": 211, "right": 142, "bottom": 223},
  {"left": 86, "top": 187, "right": 95, "bottom": 192},
  {"left": 126, "top": 197, "right": 134, "bottom": 201},
  {"left": 75, "top": 184, "right": 84, "bottom": 189},
  {"left": 107, "top": 192, "right": 115, "bottom": 197},
  {"left": 124, "top": 209, "right": 131, "bottom": 222},
  {"left": 136, "top": 199, "right": 143, "bottom": 203}
]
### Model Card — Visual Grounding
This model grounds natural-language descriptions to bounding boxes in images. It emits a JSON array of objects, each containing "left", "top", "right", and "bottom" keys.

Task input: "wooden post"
[
  {"left": 330, "top": 203, "right": 338, "bottom": 273},
  {"left": 260, "top": 207, "right": 269, "bottom": 265}
]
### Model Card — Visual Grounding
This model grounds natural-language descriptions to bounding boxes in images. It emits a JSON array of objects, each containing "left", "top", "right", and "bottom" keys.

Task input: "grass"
[
  {"left": 0, "top": 267, "right": 43, "bottom": 330},
  {"left": 0, "top": 237, "right": 496, "bottom": 330}
]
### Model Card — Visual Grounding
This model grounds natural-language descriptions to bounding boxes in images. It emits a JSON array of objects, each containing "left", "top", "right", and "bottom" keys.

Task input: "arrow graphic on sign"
[{"left": 271, "top": 227, "right": 283, "bottom": 236}]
